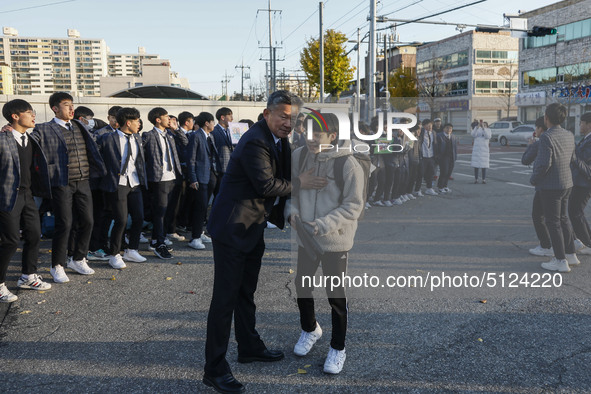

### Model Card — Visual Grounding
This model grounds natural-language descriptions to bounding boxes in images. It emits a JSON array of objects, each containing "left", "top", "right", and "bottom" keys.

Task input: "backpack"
[{"left": 297, "top": 143, "right": 371, "bottom": 219}]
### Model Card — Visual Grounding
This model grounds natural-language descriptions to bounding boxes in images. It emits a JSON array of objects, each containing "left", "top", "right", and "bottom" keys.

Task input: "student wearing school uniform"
[
  {"left": 142, "top": 107, "right": 183, "bottom": 260},
  {"left": 0, "top": 99, "right": 53, "bottom": 302},
  {"left": 98, "top": 107, "right": 148, "bottom": 269}
]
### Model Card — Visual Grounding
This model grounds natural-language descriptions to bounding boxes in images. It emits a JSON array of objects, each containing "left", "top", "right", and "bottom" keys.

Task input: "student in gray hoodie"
[{"left": 287, "top": 112, "right": 365, "bottom": 375}]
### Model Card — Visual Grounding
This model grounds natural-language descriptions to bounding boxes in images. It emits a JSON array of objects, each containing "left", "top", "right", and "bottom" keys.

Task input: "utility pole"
[
  {"left": 221, "top": 70, "right": 232, "bottom": 100},
  {"left": 258, "top": 2, "right": 283, "bottom": 97},
  {"left": 356, "top": 28, "right": 361, "bottom": 114},
  {"left": 368, "top": 0, "right": 377, "bottom": 121},
  {"left": 319, "top": 1, "right": 324, "bottom": 103},
  {"left": 235, "top": 60, "right": 251, "bottom": 100}
]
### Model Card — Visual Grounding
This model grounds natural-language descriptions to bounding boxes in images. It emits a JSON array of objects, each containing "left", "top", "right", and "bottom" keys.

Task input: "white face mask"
[{"left": 85, "top": 118, "right": 95, "bottom": 130}]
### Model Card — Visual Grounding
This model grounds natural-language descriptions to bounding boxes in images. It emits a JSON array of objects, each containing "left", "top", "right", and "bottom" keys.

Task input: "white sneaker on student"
[
  {"left": 167, "top": 233, "right": 185, "bottom": 241},
  {"left": 108, "top": 254, "right": 127, "bottom": 269},
  {"left": 566, "top": 253, "right": 580, "bottom": 266},
  {"left": 406, "top": 193, "right": 416, "bottom": 200},
  {"left": 392, "top": 198, "right": 403, "bottom": 205},
  {"left": 373, "top": 200, "right": 385, "bottom": 207},
  {"left": 17, "top": 273, "right": 52, "bottom": 291},
  {"left": 438, "top": 188, "right": 447, "bottom": 194},
  {"left": 414, "top": 191, "right": 424, "bottom": 197},
  {"left": 529, "top": 245, "right": 554, "bottom": 257},
  {"left": 294, "top": 323, "right": 322, "bottom": 356},
  {"left": 67, "top": 258, "right": 95, "bottom": 275},
  {"left": 139, "top": 232, "right": 149, "bottom": 244},
  {"left": 323, "top": 347, "right": 346, "bottom": 374},
  {"left": 444, "top": 187, "right": 452, "bottom": 193},
  {"left": 578, "top": 246, "right": 591, "bottom": 255},
  {"left": 574, "top": 238, "right": 586, "bottom": 251},
  {"left": 123, "top": 249, "right": 147, "bottom": 262},
  {"left": 383, "top": 200, "right": 393, "bottom": 207},
  {"left": 425, "top": 188, "right": 438, "bottom": 196},
  {"left": 365, "top": 202, "right": 371, "bottom": 209},
  {"left": 266, "top": 221, "right": 277, "bottom": 229},
  {"left": 200, "top": 232, "right": 212, "bottom": 243},
  {"left": 164, "top": 238, "right": 173, "bottom": 246},
  {"left": 541, "top": 257, "right": 570, "bottom": 273},
  {"left": 50, "top": 265, "right": 70, "bottom": 283},
  {"left": 188, "top": 238, "right": 206, "bottom": 250},
  {"left": 0, "top": 283, "right": 17, "bottom": 303}
]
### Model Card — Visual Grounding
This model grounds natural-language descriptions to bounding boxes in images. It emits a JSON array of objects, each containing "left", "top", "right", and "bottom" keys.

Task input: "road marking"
[
  {"left": 451, "top": 172, "right": 473, "bottom": 178},
  {"left": 512, "top": 170, "right": 531, "bottom": 175},
  {"left": 507, "top": 182, "right": 534, "bottom": 189},
  {"left": 490, "top": 159, "right": 523, "bottom": 164}
]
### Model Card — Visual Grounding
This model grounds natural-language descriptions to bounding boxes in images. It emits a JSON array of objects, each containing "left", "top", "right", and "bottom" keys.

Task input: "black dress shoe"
[
  {"left": 237, "top": 349, "right": 285, "bottom": 363},
  {"left": 202, "top": 373, "right": 245, "bottom": 393}
]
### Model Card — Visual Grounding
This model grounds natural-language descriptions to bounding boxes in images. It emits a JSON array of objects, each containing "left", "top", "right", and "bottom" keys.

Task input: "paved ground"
[{"left": 1, "top": 140, "right": 590, "bottom": 393}]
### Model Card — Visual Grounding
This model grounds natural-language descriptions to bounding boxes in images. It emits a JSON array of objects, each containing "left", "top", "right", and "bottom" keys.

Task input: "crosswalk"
[
  {"left": 456, "top": 154, "right": 525, "bottom": 171},
  {"left": 455, "top": 152, "right": 534, "bottom": 188}
]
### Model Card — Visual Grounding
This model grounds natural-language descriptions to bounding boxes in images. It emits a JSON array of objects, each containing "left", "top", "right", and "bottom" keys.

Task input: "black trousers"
[
  {"left": 295, "top": 248, "right": 348, "bottom": 351},
  {"left": 382, "top": 165, "right": 396, "bottom": 201},
  {"left": 413, "top": 160, "right": 423, "bottom": 192},
  {"left": 52, "top": 180, "right": 93, "bottom": 266},
  {"left": 539, "top": 188, "right": 575, "bottom": 260},
  {"left": 108, "top": 185, "right": 144, "bottom": 254},
  {"left": 474, "top": 168, "right": 487, "bottom": 180},
  {"left": 165, "top": 180, "right": 184, "bottom": 234},
  {"left": 147, "top": 181, "right": 174, "bottom": 245},
  {"left": 0, "top": 189, "right": 40, "bottom": 283},
  {"left": 89, "top": 189, "right": 112, "bottom": 252},
  {"left": 532, "top": 191, "right": 552, "bottom": 249},
  {"left": 422, "top": 157, "right": 435, "bottom": 188},
  {"left": 205, "top": 237, "right": 267, "bottom": 377},
  {"left": 177, "top": 181, "right": 194, "bottom": 229},
  {"left": 437, "top": 156, "right": 455, "bottom": 189},
  {"left": 568, "top": 185, "right": 591, "bottom": 247},
  {"left": 191, "top": 183, "right": 209, "bottom": 240},
  {"left": 406, "top": 161, "right": 419, "bottom": 194}
]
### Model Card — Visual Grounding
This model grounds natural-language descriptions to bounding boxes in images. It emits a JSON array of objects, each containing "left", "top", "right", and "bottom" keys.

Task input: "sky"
[{"left": 1, "top": 0, "right": 560, "bottom": 97}]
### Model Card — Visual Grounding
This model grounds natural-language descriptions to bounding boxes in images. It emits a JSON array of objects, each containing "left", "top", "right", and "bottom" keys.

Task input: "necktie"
[
  {"left": 121, "top": 135, "right": 132, "bottom": 176},
  {"left": 21, "top": 135, "right": 26, "bottom": 147},
  {"left": 276, "top": 139, "right": 282, "bottom": 154},
  {"left": 427, "top": 132, "right": 431, "bottom": 148},
  {"left": 65, "top": 122, "right": 72, "bottom": 132},
  {"left": 163, "top": 134, "right": 173, "bottom": 172}
]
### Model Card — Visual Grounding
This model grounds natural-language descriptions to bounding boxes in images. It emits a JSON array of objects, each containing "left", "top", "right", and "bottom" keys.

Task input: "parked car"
[
  {"left": 498, "top": 124, "right": 535, "bottom": 146},
  {"left": 488, "top": 121, "right": 522, "bottom": 142}
]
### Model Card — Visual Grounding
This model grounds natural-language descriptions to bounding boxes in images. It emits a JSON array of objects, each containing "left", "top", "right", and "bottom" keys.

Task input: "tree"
[
  {"left": 417, "top": 65, "right": 445, "bottom": 119},
  {"left": 300, "top": 29, "right": 355, "bottom": 99},
  {"left": 495, "top": 64, "right": 519, "bottom": 119},
  {"left": 388, "top": 67, "right": 419, "bottom": 111}
]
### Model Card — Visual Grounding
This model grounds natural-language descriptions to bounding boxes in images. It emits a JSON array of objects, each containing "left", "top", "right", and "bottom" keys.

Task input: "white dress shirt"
[
  {"left": 117, "top": 130, "right": 140, "bottom": 188},
  {"left": 154, "top": 127, "right": 176, "bottom": 182}
]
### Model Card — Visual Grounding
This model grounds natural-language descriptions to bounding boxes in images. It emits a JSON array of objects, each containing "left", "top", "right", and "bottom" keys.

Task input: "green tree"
[
  {"left": 388, "top": 67, "right": 419, "bottom": 111},
  {"left": 300, "top": 29, "right": 355, "bottom": 99}
]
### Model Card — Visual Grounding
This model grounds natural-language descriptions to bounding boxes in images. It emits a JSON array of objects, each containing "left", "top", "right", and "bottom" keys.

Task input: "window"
[{"left": 525, "top": 17, "right": 591, "bottom": 48}]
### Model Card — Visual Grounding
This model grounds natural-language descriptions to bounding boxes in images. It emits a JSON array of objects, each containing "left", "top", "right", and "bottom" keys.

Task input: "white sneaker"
[
  {"left": 444, "top": 187, "right": 452, "bottom": 193},
  {"left": 0, "top": 283, "right": 17, "bottom": 303},
  {"left": 425, "top": 188, "right": 438, "bottom": 196},
  {"left": 87, "top": 249, "right": 109, "bottom": 261},
  {"left": 414, "top": 191, "right": 424, "bottom": 197},
  {"left": 188, "top": 238, "right": 205, "bottom": 250},
  {"left": 50, "top": 265, "right": 70, "bottom": 283},
  {"left": 67, "top": 258, "right": 95, "bottom": 275},
  {"left": 541, "top": 257, "right": 570, "bottom": 273},
  {"left": 383, "top": 200, "right": 393, "bottom": 207},
  {"left": 200, "top": 232, "right": 212, "bottom": 243},
  {"left": 167, "top": 233, "right": 185, "bottom": 241},
  {"left": 566, "top": 253, "right": 580, "bottom": 266},
  {"left": 323, "top": 347, "right": 346, "bottom": 374},
  {"left": 17, "top": 273, "right": 52, "bottom": 291},
  {"left": 123, "top": 249, "right": 147, "bottom": 262},
  {"left": 578, "top": 246, "right": 591, "bottom": 255},
  {"left": 373, "top": 200, "right": 385, "bottom": 207},
  {"left": 266, "top": 221, "right": 278, "bottom": 229},
  {"left": 438, "top": 188, "right": 447, "bottom": 194},
  {"left": 294, "top": 323, "right": 322, "bottom": 356},
  {"left": 164, "top": 238, "right": 173, "bottom": 246},
  {"left": 574, "top": 239, "right": 586, "bottom": 251},
  {"left": 139, "top": 232, "right": 149, "bottom": 243},
  {"left": 529, "top": 245, "right": 554, "bottom": 257},
  {"left": 392, "top": 198, "right": 403, "bottom": 205},
  {"left": 108, "top": 254, "right": 127, "bottom": 269},
  {"left": 406, "top": 193, "right": 416, "bottom": 200},
  {"left": 364, "top": 202, "right": 371, "bottom": 209}
]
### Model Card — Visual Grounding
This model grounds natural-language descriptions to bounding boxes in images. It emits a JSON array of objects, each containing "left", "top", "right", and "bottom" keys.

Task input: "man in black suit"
[
  {"left": 569, "top": 112, "right": 591, "bottom": 255},
  {"left": 203, "top": 91, "right": 298, "bottom": 393},
  {"left": 436, "top": 123, "right": 458, "bottom": 193}
]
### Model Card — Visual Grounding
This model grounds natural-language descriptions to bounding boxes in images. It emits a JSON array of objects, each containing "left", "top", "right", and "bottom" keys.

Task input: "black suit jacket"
[
  {"left": 207, "top": 119, "right": 291, "bottom": 253},
  {"left": 142, "top": 127, "right": 183, "bottom": 183},
  {"left": 98, "top": 131, "right": 147, "bottom": 192}
]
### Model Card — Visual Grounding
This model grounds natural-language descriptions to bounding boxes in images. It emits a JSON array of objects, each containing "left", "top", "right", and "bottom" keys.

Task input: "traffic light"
[{"left": 528, "top": 26, "right": 557, "bottom": 37}]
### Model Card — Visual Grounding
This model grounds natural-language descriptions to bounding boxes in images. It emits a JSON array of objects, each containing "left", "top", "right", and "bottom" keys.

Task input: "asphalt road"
[{"left": 1, "top": 139, "right": 590, "bottom": 393}]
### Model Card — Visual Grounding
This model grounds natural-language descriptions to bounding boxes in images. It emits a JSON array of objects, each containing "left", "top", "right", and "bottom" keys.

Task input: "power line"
[
  {"left": 380, "top": 0, "right": 424, "bottom": 17},
  {"left": 0, "top": 0, "right": 76, "bottom": 14}
]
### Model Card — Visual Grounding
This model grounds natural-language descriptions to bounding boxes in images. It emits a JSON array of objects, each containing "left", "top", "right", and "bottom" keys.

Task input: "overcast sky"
[{"left": 2, "top": 0, "right": 559, "bottom": 97}]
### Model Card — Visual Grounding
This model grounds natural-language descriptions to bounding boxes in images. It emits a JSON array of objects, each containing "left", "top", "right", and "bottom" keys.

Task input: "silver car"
[
  {"left": 489, "top": 121, "right": 522, "bottom": 142},
  {"left": 498, "top": 124, "right": 535, "bottom": 146}
]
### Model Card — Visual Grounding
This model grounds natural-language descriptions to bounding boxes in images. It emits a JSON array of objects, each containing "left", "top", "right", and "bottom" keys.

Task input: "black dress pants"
[
  {"left": 204, "top": 237, "right": 267, "bottom": 377},
  {"left": 107, "top": 185, "right": 144, "bottom": 254},
  {"left": 539, "top": 188, "right": 575, "bottom": 260},
  {"left": 52, "top": 180, "right": 93, "bottom": 266},
  {"left": 437, "top": 156, "right": 455, "bottom": 189},
  {"left": 147, "top": 181, "right": 174, "bottom": 245},
  {"left": 0, "top": 189, "right": 40, "bottom": 283},
  {"left": 295, "top": 248, "right": 348, "bottom": 351},
  {"left": 568, "top": 185, "right": 591, "bottom": 247},
  {"left": 422, "top": 157, "right": 435, "bottom": 188},
  {"left": 532, "top": 191, "right": 551, "bottom": 249},
  {"left": 191, "top": 183, "right": 209, "bottom": 240}
]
